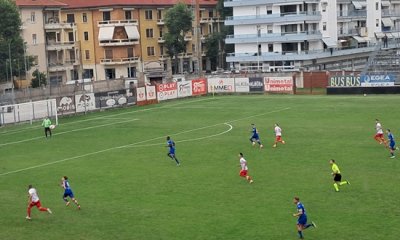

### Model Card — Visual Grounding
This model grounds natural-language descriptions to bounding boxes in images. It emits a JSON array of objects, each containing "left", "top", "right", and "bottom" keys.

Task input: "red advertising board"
[
  {"left": 191, "top": 78, "right": 207, "bottom": 96},
  {"left": 156, "top": 82, "right": 178, "bottom": 101},
  {"left": 264, "top": 77, "right": 293, "bottom": 93}
]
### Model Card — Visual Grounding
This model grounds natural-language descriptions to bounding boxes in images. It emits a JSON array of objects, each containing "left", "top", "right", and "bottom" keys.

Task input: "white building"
[{"left": 224, "top": 0, "right": 400, "bottom": 72}]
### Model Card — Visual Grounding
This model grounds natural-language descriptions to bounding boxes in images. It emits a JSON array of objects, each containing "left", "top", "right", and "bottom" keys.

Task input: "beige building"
[{"left": 17, "top": 0, "right": 67, "bottom": 83}]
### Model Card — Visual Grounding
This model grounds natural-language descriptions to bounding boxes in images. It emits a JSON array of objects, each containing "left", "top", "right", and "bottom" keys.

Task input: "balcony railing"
[
  {"left": 97, "top": 19, "right": 138, "bottom": 27},
  {"left": 226, "top": 11, "right": 320, "bottom": 20},
  {"left": 337, "top": 28, "right": 359, "bottom": 36},
  {"left": 224, "top": 0, "right": 311, "bottom": 7},
  {"left": 200, "top": 17, "right": 222, "bottom": 23},
  {"left": 99, "top": 39, "right": 139, "bottom": 46},
  {"left": 157, "top": 19, "right": 165, "bottom": 25},
  {"left": 226, "top": 30, "right": 321, "bottom": 41},
  {"left": 382, "top": 9, "right": 400, "bottom": 17},
  {"left": 46, "top": 41, "right": 75, "bottom": 50},
  {"left": 45, "top": 21, "right": 75, "bottom": 30},
  {"left": 184, "top": 34, "right": 193, "bottom": 41},
  {"left": 337, "top": 10, "right": 367, "bottom": 18},
  {"left": 158, "top": 37, "right": 165, "bottom": 43},
  {"left": 100, "top": 57, "right": 140, "bottom": 65}
]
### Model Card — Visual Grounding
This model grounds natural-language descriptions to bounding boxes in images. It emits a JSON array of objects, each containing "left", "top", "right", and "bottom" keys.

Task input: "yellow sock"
[
  {"left": 339, "top": 181, "right": 348, "bottom": 186},
  {"left": 333, "top": 183, "right": 339, "bottom": 191}
]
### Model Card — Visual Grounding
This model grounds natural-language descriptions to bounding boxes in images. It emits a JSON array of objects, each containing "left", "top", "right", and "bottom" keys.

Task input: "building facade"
[
  {"left": 224, "top": 0, "right": 400, "bottom": 72},
  {"left": 16, "top": 0, "right": 220, "bottom": 85}
]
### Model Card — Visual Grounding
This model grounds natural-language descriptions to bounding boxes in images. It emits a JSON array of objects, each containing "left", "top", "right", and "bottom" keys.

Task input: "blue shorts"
[
  {"left": 251, "top": 134, "right": 259, "bottom": 140},
  {"left": 297, "top": 215, "right": 307, "bottom": 225},
  {"left": 169, "top": 149, "right": 175, "bottom": 155},
  {"left": 390, "top": 142, "right": 396, "bottom": 150},
  {"left": 63, "top": 189, "right": 74, "bottom": 198}
]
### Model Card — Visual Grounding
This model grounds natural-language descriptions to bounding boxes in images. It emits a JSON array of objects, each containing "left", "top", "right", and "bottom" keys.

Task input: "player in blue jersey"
[
  {"left": 387, "top": 129, "right": 397, "bottom": 158},
  {"left": 61, "top": 176, "right": 80, "bottom": 209},
  {"left": 292, "top": 197, "right": 316, "bottom": 239},
  {"left": 249, "top": 124, "right": 263, "bottom": 149},
  {"left": 166, "top": 136, "right": 180, "bottom": 166}
]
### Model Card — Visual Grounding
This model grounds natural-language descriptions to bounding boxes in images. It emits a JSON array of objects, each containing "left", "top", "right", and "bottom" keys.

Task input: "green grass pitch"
[{"left": 0, "top": 95, "right": 399, "bottom": 240}]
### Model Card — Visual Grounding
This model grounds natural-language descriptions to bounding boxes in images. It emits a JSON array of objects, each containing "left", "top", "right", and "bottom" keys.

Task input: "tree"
[
  {"left": 0, "top": 0, "right": 31, "bottom": 83},
  {"left": 31, "top": 69, "right": 47, "bottom": 88},
  {"left": 164, "top": 3, "right": 193, "bottom": 75}
]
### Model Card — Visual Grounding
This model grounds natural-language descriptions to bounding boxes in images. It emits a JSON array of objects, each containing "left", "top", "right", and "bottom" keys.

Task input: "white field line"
[
  {"left": 0, "top": 118, "right": 139, "bottom": 147},
  {"left": 123, "top": 123, "right": 233, "bottom": 148},
  {"left": 0, "top": 107, "right": 289, "bottom": 177},
  {"left": 0, "top": 97, "right": 216, "bottom": 136}
]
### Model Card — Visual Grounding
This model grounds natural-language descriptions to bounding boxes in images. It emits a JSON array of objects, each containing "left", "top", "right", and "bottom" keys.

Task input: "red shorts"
[
  {"left": 375, "top": 133, "right": 384, "bottom": 139},
  {"left": 29, "top": 201, "right": 42, "bottom": 208},
  {"left": 276, "top": 136, "right": 282, "bottom": 142},
  {"left": 239, "top": 170, "right": 248, "bottom": 177}
]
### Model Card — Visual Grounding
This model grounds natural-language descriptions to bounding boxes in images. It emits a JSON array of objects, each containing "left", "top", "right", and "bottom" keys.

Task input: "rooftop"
[{"left": 15, "top": 0, "right": 67, "bottom": 7}]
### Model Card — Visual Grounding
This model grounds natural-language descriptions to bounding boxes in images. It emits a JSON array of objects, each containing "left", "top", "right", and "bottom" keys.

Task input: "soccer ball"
[{"left": 49, "top": 125, "right": 56, "bottom": 130}]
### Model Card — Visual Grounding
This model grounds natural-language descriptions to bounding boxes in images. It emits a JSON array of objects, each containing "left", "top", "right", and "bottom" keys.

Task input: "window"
[
  {"left": 105, "top": 49, "right": 113, "bottom": 59},
  {"left": 209, "top": 10, "right": 214, "bottom": 18},
  {"left": 266, "top": 6, "right": 272, "bottom": 14},
  {"left": 32, "top": 34, "right": 37, "bottom": 45},
  {"left": 323, "top": 22, "right": 327, "bottom": 31},
  {"left": 268, "top": 44, "right": 273, "bottom": 52},
  {"left": 376, "top": 2, "right": 379, "bottom": 10},
  {"left": 84, "top": 32, "right": 89, "bottom": 41},
  {"left": 157, "top": 10, "right": 162, "bottom": 19},
  {"left": 127, "top": 47, "right": 134, "bottom": 58},
  {"left": 160, "top": 45, "right": 164, "bottom": 55},
  {"left": 103, "top": 11, "right": 111, "bottom": 21},
  {"left": 68, "top": 32, "right": 74, "bottom": 42},
  {"left": 267, "top": 25, "right": 273, "bottom": 33},
  {"left": 30, "top": 12, "right": 36, "bottom": 23},
  {"left": 105, "top": 68, "right": 116, "bottom": 80},
  {"left": 127, "top": 67, "right": 136, "bottom": 78},
  {"left": 125, "top": 11, "right": 132, "bottom": 20},
  {"left": 322, "top": 3, "right": 327, "bottom": 12},
  {"left": 85, "top": 50, "right": 90, "bottom": 60},
  {"left": 82, "top": 13, "right": 87, "bottom": 23},
  {"left": 145, "top": 10, "right": 153, "bottom": 20},
  {"left": 147, "top": 46, "right": 155, "bottom": 56},
  {"left": 376, "top": 19, "right": 379, "bottom": 27},
  {"left": 146, "top": 28, "right": 154, "bottom": 38},
  {"left": 83, "top": 69, "right": 94, "bottom": 79},
  {"left": 159, "top": 29, "right": 163, "bottom": 38},
  {"left": 66, "top": 14, "right": 75, "bottom": 23}
]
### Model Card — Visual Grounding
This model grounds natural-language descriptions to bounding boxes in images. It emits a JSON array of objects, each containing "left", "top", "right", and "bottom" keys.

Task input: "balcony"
[
  {"left": 225, "top": 11, "right": 321, "bottom": 26},
  {"left": 337, "top": 28, "right": 359, "bottom": 37},
  {"left": 46, "top": 41, "right": 75, "bottom": 51},
  {"left": 45, "top": 21, "right": 75, "bottom": 30},
  {"left": 184, "top": 34, "right": 193, "bottom": 41},
  {"left": 158, "top": 37, "right": 165, "bottom": 43},
  {"left": 157, "top": 19, "right": 165, "bottom": 25},
  {"left": 159, "top": 55, "right": 168, "bottom": 61},
  {"left": 225, "top": 31, "right": 322, "bottom": 44},
  {"left": 48, "top": 61, "right": 76, "bottom": 72},
  {"left": 178, "top": 52, "right": 193, "bottom": 58},
  {"left": 100, "top": 57, "right": 140, "bottom": 65},
  {"left": 382, "top": 9, "right": 400, "bottom": 17},
  {"left": 97, "top": 19, "right": 138, "bottom": 27},
  {"left": 337, "top": 10, "right": 367, "bottom": 20},
  {"left": 226, "top": 42, "right": 399, "bottom": 63},
  {"left": 99, "top": 39, "right": 139, "bottom": 46},
  {"left": 224, "top": 0, "right": 311, "bottom": 7},
  {"left": 200, "top": 17, "right": 223, "bottom": 23}
]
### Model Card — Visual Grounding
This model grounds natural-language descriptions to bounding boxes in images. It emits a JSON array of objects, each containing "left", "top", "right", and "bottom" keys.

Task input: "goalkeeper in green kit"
[{"left": 42, "top": 117, "right": 52, "bottom": 138}]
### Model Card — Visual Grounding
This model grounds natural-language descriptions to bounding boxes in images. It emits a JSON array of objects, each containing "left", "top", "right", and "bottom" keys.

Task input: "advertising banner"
[
  {"left": 329, "top": 75, "right": 361, "bottom": 87},
  {"left": 57, "top": 96, "right": 75, "bottom": 114},
  {"left": 177, "top": 81, "right": 193, "bottom": 98},
  {"left": 264, "top": 77, "right": 293, "bottom": 93},
  {"left": 249, "top": 77, "right": 264, "bottom": 92},
  {"left": 146, "top": 86, "right": 157, "bottom": 100},
  {"left": 191, "top": 78, "right": 207, "bottom": 96},
  {"left": 157, "top": 82, "right": 178, "bottom": 101},
  {"left": 95, "top": 90, "right": 129, "bottom": 109},
  {"left": 360, "top": 74, "right": 395, "bottom": 86},
  {"left": 136, "top": 87, "right": 146, "bottom": 102},
  {"left": 207, "top": 78, "right": 235, "bottom": 93},
  {"left": 75, "top": 93, "right": 96, "bottom": 113},
  {"left": 234, "top": 78, "right": 250, "bottom": 93}
]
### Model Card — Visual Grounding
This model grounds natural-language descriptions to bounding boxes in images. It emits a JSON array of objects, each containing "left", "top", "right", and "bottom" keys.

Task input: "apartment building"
[
  {"left": 17, "top": 0, "right": 67, "bottom": 83},
  {"left": 224, "top": 0, "right": 400, "bottom": 72},
  {"left": 16, "top": 0, "right": 219, "bottom": 85}
]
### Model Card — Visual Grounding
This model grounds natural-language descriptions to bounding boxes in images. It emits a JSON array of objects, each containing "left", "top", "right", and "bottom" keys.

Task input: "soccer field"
[{"left": 0, "top": 95, "right": 399, "bottom": 240}]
